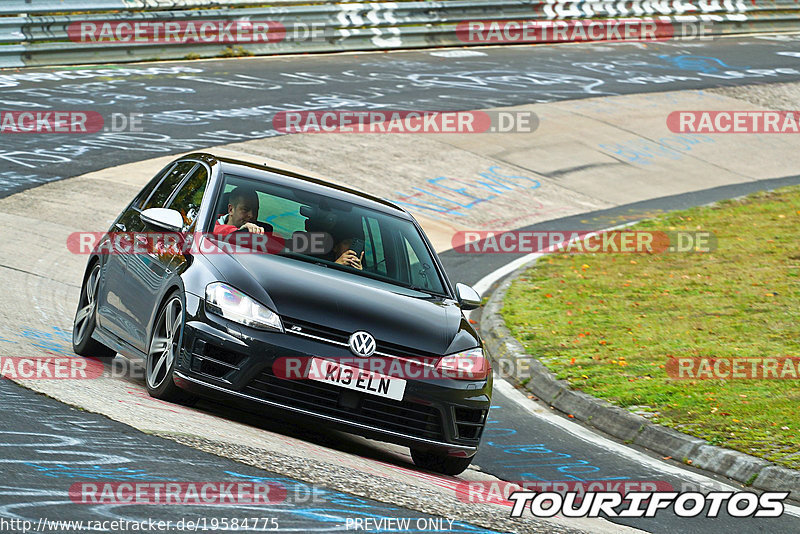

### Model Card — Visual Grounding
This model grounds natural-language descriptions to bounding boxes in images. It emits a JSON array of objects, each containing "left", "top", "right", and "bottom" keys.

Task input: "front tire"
[
  {"left": 145, "top": 292, "right": 196, "bottom": 404},
  {"left": 72, "top": 263, "right": 116, "bottom": 359},
  {"left": 411, "top": 448, "right": 473, "bottom": 476}
]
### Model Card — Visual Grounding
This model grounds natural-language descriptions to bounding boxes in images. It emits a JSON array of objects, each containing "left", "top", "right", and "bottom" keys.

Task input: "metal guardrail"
[
  {"left": 0, "top": 1, "right": 318, "bottom": 15},
  {"left": 1, "top": 0, "right": 799, "bottom": 68}
]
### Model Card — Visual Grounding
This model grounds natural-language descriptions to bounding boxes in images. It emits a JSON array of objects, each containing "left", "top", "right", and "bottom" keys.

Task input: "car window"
[
  {"left": 215, "top": 183, "right": 237, "bottom": 218},
  {"left": 214, "top": 183, "right": 306, "bottom": 237},
  {"left": 166, "top": 164, "right": 209, "bottom": 231},
  {"left": 113, "top": 162, "right": 178, "bottom": 232},
  {"left": 131, "top": 162, "right": 176, "bottom": 210},
  {"left": 404, "top": 235, "right": 436, "bottom": 291},
  {"left": 257, "top": 191, "right": 306, "bottom": 238},
  {"left": 406, "top": 238, "right": 420, "bottom": 270},
  {"left": 215, "top": 173, "right": 446, "bottom": 295},
  {"left": 363, "top": 216, "right": 387, "bottom": 276},
  {"left": 142, "top": 161, "right": 197, "bottom": 210}
]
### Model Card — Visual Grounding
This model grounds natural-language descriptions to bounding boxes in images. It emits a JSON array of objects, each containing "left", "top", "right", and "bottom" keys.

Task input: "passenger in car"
[
  {"left": 329, "top": 220, "right": 364, "bottom": 270},
  {"left": 332, "top": 238, "right": 364, "bottom": 270}
]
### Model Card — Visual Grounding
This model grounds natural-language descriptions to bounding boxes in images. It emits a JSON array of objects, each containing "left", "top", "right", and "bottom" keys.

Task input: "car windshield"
[{"left": 210, "top": 173, "right": 447, "bottom": 296}]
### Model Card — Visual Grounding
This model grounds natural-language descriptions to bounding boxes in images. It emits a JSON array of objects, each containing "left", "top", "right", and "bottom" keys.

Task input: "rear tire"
[
  {"left": 411, "top": 448, "right": 473, "bottom": 476},
  {"left": 145, "top": 292, "right": 196, "bottom": 404},
  {"left": 72, "top": 263, "right": 116, "bottom": 359}
]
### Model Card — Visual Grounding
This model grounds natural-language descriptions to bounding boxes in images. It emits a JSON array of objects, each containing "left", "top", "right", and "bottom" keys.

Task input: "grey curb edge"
[{"left": 480, "top": 261, "right": 799, "bottom": 498}]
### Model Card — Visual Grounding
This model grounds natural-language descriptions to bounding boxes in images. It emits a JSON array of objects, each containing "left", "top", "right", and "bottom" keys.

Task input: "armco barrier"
[{"left": 1, "top": 0, "right": 799, "bottom": 68}]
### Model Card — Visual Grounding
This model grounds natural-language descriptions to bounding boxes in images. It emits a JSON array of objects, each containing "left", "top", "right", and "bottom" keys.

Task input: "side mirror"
[
  {"left": 140, "top": 208, "right": 183, "bottom": 232},
  {"left": 455, "top": 283, "right": 481, "bottom": 310}
]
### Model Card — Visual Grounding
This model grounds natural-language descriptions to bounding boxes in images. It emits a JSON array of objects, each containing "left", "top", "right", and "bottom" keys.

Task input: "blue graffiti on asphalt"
[
  {"left": 599, "top": 134, "right": 715, "bottom": 166},
  {"left": 227, "top": 471, "right": 375, "bottom": 509},
  {"left": 483, "top": 406, "right": 628, "bottom": 483},
  {"left": 19, "top": 327, "right": 73, "bottom": 356},
  {"left": 0, "top": 332, "right": 18, "bottom": 344},
  {"left": 393, "top": 166, "right": 541, "bottom": 219},
  {"left": 25, "top": 463, "right": 168, "bottom": 480},
  {"left": 224, "top": 471, "right": 508, "bottom": 533},
  {"left": 0, "top": 326, "right": 77, "bottom": 357},
  {"left": 657, "top": 55, "right": 744, "bottom": 74}
]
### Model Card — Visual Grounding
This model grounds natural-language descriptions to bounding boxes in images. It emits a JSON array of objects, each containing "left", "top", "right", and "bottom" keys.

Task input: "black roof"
[{"left": 186, "top": 152, "right": 412, "bottom": 220}]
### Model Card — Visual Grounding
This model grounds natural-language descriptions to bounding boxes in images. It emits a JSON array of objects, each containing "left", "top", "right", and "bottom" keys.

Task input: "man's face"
[{"left": 228, "top": 196, "right": 259, "bottom": 228}]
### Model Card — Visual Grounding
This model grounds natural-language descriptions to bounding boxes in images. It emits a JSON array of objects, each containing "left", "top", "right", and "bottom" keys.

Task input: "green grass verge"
[{"left": 502, "top": 186, "right": 800, "bottom": 469}]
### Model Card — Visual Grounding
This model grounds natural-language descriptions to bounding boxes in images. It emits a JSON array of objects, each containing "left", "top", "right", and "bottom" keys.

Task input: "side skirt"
[{"left": 92, "top": 325, "right": 148, "bottom": 362}]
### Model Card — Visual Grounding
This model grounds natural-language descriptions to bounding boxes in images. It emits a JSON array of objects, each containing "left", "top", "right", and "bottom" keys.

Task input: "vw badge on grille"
[{"left": 349, "top": 331, "right": 376, "bottom": 357}]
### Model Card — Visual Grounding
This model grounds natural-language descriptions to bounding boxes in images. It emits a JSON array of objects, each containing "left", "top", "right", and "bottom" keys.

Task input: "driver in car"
[{"left": 213, "top": 187, "right": 265, "bottom": 236}]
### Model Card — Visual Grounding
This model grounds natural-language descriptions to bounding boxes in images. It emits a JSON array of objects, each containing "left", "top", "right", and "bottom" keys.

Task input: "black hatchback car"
[{"left": 72, "top": 153, "right": 492, "bottom": 475}]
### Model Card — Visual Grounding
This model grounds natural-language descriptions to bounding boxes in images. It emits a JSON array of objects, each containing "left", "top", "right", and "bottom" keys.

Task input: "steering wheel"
[{"left": 233, "top": 221, "right": 274, "bottom": 234}]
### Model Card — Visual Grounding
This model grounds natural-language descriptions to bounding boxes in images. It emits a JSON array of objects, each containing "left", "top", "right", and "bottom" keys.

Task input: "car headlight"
[
  {"left": 204, "top": 282, "right": 283, "bottom": 332},
  {"left": 435, "top": 347, "right": 490, "bottom": 380}
]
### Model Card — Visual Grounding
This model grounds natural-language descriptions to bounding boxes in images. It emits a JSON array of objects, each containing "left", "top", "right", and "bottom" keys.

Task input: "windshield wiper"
[{"left": 278, "top": 250, "right": 329, "bottom": 268}]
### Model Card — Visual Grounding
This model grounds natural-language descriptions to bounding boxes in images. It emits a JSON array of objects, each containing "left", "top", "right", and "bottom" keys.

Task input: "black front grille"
[
  {"left": 242, "top": 365, "right": 444, "bottom": 441},
  {"left": 454, "top": 407, "right": 487, "bottom": 442},
  {"left": 283, "top": 317, "right": 439, "bottom": 364},
  {"left": 283, "top": 318, "right": 349, "bottom": 344}
]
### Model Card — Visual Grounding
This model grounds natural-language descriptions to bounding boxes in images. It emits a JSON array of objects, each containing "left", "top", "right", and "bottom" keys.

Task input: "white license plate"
[{"left": 308, "top": 358, "right": 406, "bottom": 401}]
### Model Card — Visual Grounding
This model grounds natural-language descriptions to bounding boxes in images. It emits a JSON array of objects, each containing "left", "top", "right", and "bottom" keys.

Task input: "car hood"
[{"left": 227, "top": 253, "right": 469, "bottom": 355}]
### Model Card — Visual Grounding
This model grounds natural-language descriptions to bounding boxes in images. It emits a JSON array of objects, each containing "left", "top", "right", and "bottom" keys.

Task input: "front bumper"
[{"left": 176, "top": 293, "right": 492, "bottom": 456}]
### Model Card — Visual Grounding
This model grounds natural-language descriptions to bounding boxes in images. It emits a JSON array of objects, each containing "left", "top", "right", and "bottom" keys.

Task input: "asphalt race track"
[
  {"left": 4, "top": 34, "right": 800, "bottom": 196},
  {"left": 0, "top": 379, "right": 507, "bottom": 534},
  {"left": 2, "top": 33, "right": 800, "bottom": 534}
]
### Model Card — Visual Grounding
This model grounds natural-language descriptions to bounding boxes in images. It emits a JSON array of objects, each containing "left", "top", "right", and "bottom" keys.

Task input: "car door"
[
  {"left": 97, "top": 162, "right": 177, "bottom": 342},
  {"left": 102, "top": 161, "right": 199, "bottom": 350},
  {"left": 126, "top": 161, "right": 209, "bottom": 352}
]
